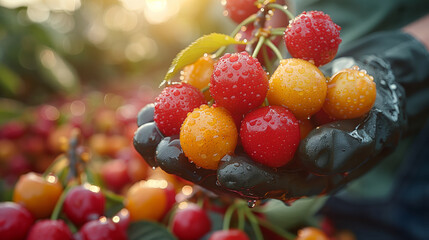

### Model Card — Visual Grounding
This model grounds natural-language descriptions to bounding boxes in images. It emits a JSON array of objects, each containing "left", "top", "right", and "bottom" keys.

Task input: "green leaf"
[
  {"left": 162, "top": 33, "right": 245, "bottom": 86},
  {"left": 0, "top": 64, "right": 23, "bottom": 96},
  {"left": 127, "top": 221, "right": 176, "bottom": 240}
]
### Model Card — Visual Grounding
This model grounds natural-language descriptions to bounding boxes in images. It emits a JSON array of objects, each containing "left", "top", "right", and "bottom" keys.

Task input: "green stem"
[
  {"left": 103, "top": 189, "right": 125, "bottom": 203},
  {"left": 231, "top": 14, "right": 258, "bottom": 38},
  {"left": 51, "top": 183, "right": 75, "bottom": 220},
  {"left": 270, "top": 27, "right": 287, "bottom": 36},
  {"left": 223, "top": 203, "right": 238, "bottom": 230},
  {"left": 261, "top": 46, "right": 273, "bottom": 74},
  {"left": 265, "top": 38, "right": 283, "bottom": 61},
  {"left": 264, "top": 98, "right": 269, "bottom": 106},
  {"left": 258, "top": 218, "right": 297, "bottom": 240},
  {"left": 268, "top": 3, "right": 295, "bottom": 20},
  {"left": 201, "top": 85, "right": 210, "bottom": 93},
  {"left": 42, "top": 154, "right": 67, "bottom": 178},
  {"left": 164, "top": 204, "right": 178, "bottom": 228},
  {"left": 197, "top": 197, "right": 204, "bottom": 208},
  {"left": 252, "top": 36, "right": 266, "bottom": 58},
  {"left": 237, "top": 207, "right": 246, "bottom": 230},
  {"left": 213, "top": 14, "right": 258, "bottom": 58},
  {"left": 244, "top": 208, "right": 264, "bottom": 240}
]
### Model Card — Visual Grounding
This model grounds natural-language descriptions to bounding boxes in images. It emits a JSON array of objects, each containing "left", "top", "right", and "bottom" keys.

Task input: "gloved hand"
[{"left": 133, "top": 31, "right": 429, "bottom": 203}]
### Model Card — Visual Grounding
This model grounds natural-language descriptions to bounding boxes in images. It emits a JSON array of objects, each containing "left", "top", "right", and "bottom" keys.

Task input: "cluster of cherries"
[{"left": 134, "top": 0, "right": 376, "bottom": 176}]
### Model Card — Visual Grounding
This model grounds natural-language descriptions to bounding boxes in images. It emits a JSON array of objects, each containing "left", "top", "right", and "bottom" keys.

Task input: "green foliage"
[
  {"left": 127, "top": 221, "right": 176, "bottom": 240},
  {"left": 162, "top": 33, "right": 245, "bottom": 86},
  {"left": 0, "top": 65, "right": 23, "bottom": 96}
]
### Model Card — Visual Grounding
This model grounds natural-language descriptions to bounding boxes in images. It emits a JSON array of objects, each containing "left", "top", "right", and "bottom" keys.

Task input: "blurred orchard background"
[{"left": 0, "top": 0, "right": 234, "bottom": 198}]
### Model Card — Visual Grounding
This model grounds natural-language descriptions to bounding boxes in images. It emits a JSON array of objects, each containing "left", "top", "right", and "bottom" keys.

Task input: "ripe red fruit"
[
  {"left": 224, "top": 0, "right": 259, "bottom": 23},
  {"left": 0, "top": 121, "right": 26, "bottom": 139},
  {"left": 100, "top": 159, "right": 131, "bottom": 192},
  {"left": 27, "top": 220, "right": 73, "bottom": 240},
  {"left": 210, "top": 52, "right": 268, "bottom": 116},
  {"left": 63, "top": 185, "right": 106, "bottom": 226},
  {"left": 209, "top": 229, "right": 250, "bottom": 240},
  {"left": 113, "top": 208, "right": 130, "bottom": 232},
  {"left": 284, "top": 11, "right": 341, "bottom": 66},
  {"left": 172, "top": 204, "right": 211, "bottom": 240},
  {"left": 240, "top": 106, "right": 300, "bottom": 168},
  {"left": 78, "top": 218, "right": 127, "bottom": 240},
  {"left": 162, "top": 184, "right": 177, "bottom": 217},
  {"left": 0, "top": 202, "right": 34, "bottom": 240},
  {"left": 154, "top": 83, "right": 206, "bottom": 136}
]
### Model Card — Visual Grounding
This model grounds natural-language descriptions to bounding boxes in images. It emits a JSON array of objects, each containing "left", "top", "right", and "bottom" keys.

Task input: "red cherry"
[
  {"left": 100, "top": 159, "right": 131, "bottom": 192},
  {"left": 63, "top": 185, "right": 106, "bottom": 226},
  {"left": 154, "top": 83, "right": 206, "bottom": 136},
  {"left": 113, "top": 209, "right": 130, "bottom": 232},
  {"left": 209, "top": 229, "right": 250, "bottom": 240},
  {"left": 78, "top": 218, "right": 127, "bottom": 240},
  {"left": 224, "top": 0, "right": 259, "bottom": 23},
  {"left": 0, "top": 202, "right": 34, "bottom": 240},
  {"left": 240, "top": 106, "right": 300, "bottom": 168},
  {"left": 210, "top": 52, "right": 268, "bottom": 116},
  {"left": 0, "top": 121, "right": 26, "bottom": 139},
  {"left": 172, "top": 204, "right": 211, "bottom": 240},
  {"left": 284, "top": 11, "right": 341, "bottom": 66},
  {"left": 27, "top": 220, "right": 73, "bottom": 240},
  {"left": 162, "top": 184, "right": 177, "bottom": 217}
]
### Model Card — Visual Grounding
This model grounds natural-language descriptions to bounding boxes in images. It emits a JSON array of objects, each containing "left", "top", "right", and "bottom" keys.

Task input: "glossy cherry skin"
[
  {"left": 0, "top": 202, "right": 34, "bottom": 240},
  {"left": 13, "top": 172, "right": 63, "bottom": 219},
  {"left": 240, "top": 106, "right": 300, "bottom": 168},
  {"left": 27, "top": 220, "right": 73, "bottom": 240},
  {"left": 172, "top": 204, "right": 211, "bottom": 240},
  {"left": 100, "top": 159, "right": 131, "bottom": 192},
  {"left": 63, "top": 185, "right": 106, "bottom": 226},
  {"left": 78, "top": 218, "right": 127, "bottom": 240},
  {"left": 209, "top": 229, "right": 250, "bottom": 240},
  {"left": 113, "top": 208, "right": 130, "bottom": 232}
]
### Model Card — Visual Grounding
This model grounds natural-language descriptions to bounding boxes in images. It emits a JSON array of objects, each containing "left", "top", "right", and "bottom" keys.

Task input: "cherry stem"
[
  {"left": 165, "top": 204, "right": 178, "bottom": 229},
  {"left": 223, "top": 202, "right": 239, "bottom": 230},
  {"left": 243, "top": 208, "right": 264, "bottom": 240},
  {"left": 213, "top": 14, "right": 258, "bottom": 59},
  {"left": 270, "top": 27, "right": 287, "bottom": 36},
  {"left": 197, "top": 197, "right": 204, "bottom": 208},
  {"left": 201, "top": 85, "right": 210, "bottom": 93},
  {"left": 265, "top": 38, "right": 283, "bottom": 61},
  {"left": 237, "top": 206, "right": 246, "bottom": 230},
  {"left": 252, "top": 36, "right": 266, "bottom": 58},
  {"left": 261, "top": 46, "right": 273, "bottom": 73},
  {"left": 42, "top": 154, "right": 67, "bottom": 178},
  {"left": 258, "top": 218, "right": 296, "bottom": 240},
  {"left": 264, "top": 98, "right": 269, "bottom": 106},
  {"left": 50, "top": 182, "right": 76, "bottom": 220},
  {"left": 267, "top": 3, "right": 295, "bottom": 21},
  {"left": 102, "top": 189, "right": 125, "bottom": 204}
]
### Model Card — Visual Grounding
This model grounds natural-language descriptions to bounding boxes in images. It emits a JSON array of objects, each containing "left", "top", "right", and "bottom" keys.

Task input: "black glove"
[{"left": 134, "top": 31, "right": 429, "bottom": 202}]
